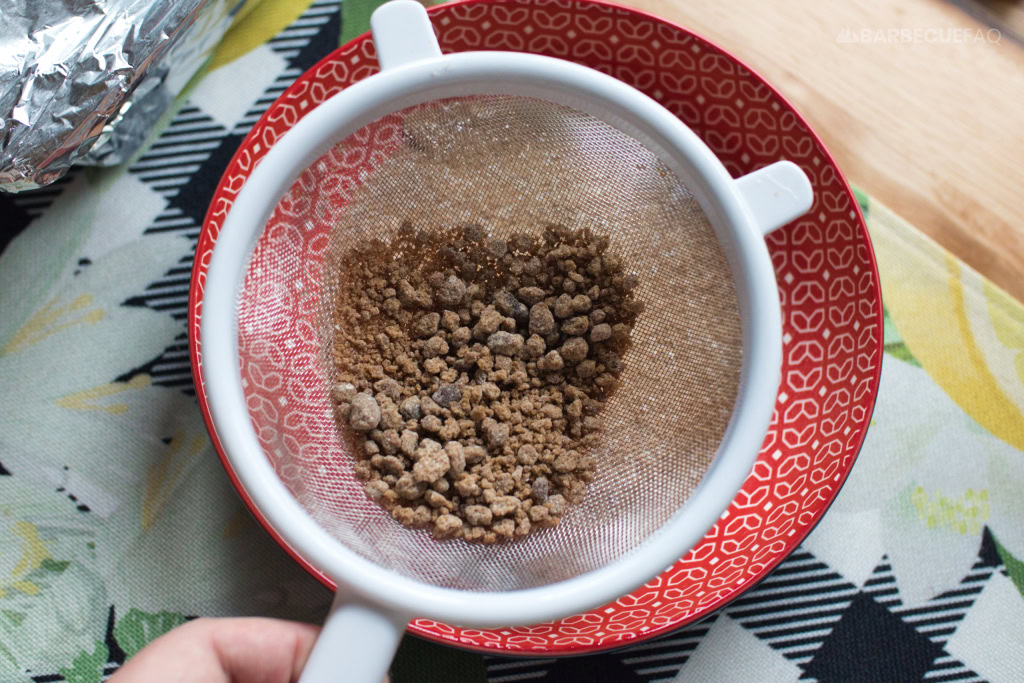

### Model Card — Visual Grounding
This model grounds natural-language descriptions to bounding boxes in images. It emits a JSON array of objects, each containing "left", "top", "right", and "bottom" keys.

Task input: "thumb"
[{"left": 111, "top": 617, "right": 321, "bottom": 683}]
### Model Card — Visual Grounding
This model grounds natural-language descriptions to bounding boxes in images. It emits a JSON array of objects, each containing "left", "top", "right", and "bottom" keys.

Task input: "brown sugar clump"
[{"left": 329, "top": 224, "right": 644, "bottom": 541}]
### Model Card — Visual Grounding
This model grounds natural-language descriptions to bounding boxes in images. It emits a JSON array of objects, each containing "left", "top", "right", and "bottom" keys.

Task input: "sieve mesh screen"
[{"left": 236, "top": 95, "right": 742, "bottom": 592}]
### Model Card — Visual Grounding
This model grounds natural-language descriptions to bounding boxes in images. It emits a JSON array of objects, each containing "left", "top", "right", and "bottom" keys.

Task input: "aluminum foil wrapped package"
[{"left": 0, "top": 0, "right": 255, "bottom": 192}]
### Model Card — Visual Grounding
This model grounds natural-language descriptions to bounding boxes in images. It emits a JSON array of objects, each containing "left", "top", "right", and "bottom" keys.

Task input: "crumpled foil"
[{"left": 0, "top": 0, "right": 253, "bottom": 192}]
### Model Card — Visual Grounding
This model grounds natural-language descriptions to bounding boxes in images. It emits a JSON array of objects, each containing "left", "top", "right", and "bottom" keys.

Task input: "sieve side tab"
[
  {"left": 735, "top": 160, "right": 814, "bottom": 235},
  {"left": 371, "top": 0, "right": 443, "bottom": 72}
]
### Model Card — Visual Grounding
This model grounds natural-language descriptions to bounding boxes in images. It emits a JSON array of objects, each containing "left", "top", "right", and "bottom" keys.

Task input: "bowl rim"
[
  {"left": 198, "top": 43, "right": 788, "bottom": 628},
  {"left": 189, "top": 0, "right": 884, "bottom": 655}
]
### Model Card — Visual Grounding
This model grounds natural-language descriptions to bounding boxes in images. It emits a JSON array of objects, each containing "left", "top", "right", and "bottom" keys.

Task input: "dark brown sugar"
[{"left": 330, "top": 223, "right": 643, "bottom": 542}]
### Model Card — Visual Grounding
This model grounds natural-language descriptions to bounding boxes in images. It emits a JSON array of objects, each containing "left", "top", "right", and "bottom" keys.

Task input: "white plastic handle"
[
  {"left": 298, "top": 591, "right": 411, "bottom": 683},
  {"left": 734, "top": 160, "right": 813, "bottom": 235},
  {"left": 297, "top": 6, "right": 429, "bottom": 680},
  {"left": 371, "top": 0, "right": 442, "bottom": 71}
]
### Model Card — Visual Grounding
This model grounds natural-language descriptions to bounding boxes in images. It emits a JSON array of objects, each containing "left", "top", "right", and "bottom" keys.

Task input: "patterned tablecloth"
[{"left": 1, "top": 1, "right": 1022, "bottom": 681}]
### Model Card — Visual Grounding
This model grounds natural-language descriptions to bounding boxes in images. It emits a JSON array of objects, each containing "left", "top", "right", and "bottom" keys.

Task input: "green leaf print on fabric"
[
  {"left": 340, "top": 0, "right": 386, "bottom": 46},
  {"left": 40, "top": 559, "right": 70, "bottom": 574},
  {"left": 994, "top": 535, "right": 1024, "bottom": 598},
  {"left": 114, "top": 608, "right": 186, "bottom": 659},
  {"left": 0, "top": 478, "right": 107, "bottom": 679},
  {"left": 852, "top": 184, "right": 870, "bottom": 217},
  {"left": 1, "top": 610, "right": 25, "bottom": 627},
  {"left": 884, "top": 306, "right": 922, "bottom": 367},
  {"left": 340, "top": 0, "right": 446, "bottom": 46},
  {"left": 58, "top": 641, "right": 108, "bottom": 683},
  {"left": 0, "top": 642, "right": 14, "bottom": 669}
]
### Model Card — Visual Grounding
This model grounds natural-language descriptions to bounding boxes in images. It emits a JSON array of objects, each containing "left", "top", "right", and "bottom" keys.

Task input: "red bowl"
[{"left": 190, "top": 0, "right": 883, "bottom": 655}]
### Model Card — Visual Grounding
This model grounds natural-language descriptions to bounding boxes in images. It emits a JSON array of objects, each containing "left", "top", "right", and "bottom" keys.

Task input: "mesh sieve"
[{"left": 236, "top": 94, "right": 742, "bottom": 593}]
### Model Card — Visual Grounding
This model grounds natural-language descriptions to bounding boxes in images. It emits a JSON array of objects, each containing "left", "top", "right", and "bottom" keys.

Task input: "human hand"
[{"left": 109, "top": 617, "right": 320, "bottom": 683}]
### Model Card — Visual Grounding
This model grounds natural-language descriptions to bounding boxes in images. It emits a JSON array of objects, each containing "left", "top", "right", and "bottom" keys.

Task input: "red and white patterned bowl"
[{"left": 189, "top": 0, "right": 883, "bottom": 655}]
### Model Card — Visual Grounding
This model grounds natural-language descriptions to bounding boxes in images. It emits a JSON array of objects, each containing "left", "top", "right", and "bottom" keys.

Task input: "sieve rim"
[{"left": 200, "top": 49, "right": 783, "bottom": 627}]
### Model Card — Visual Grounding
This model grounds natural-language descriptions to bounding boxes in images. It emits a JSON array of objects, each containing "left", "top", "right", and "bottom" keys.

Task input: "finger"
[
  {"left": 211, "top": 617, "right": 321, "bottom": 683},
  {"left": 110, "top": 617, "right": 321, "bottom": 683}
]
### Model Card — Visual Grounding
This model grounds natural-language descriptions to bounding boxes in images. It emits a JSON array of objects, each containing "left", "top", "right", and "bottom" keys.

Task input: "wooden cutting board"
[{"left": 624, "top": 0, "right": 1024, "bottom": 302}]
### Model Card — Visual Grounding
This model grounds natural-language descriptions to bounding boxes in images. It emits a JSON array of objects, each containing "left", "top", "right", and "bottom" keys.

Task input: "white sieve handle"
[
  {"left": 371, "top": 0, "right": 442, "bottom": 72},
  {"left": 299, "top": 591, "right": 411, "bottom": 683},
  {"left": 734, "top": 160, "right": 814, "bottom": 235}
]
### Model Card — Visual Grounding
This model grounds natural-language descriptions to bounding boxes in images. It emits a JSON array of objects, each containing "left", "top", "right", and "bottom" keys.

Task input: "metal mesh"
[{"left": 237, "top": 95, "right": 742, "bottom": 592}]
